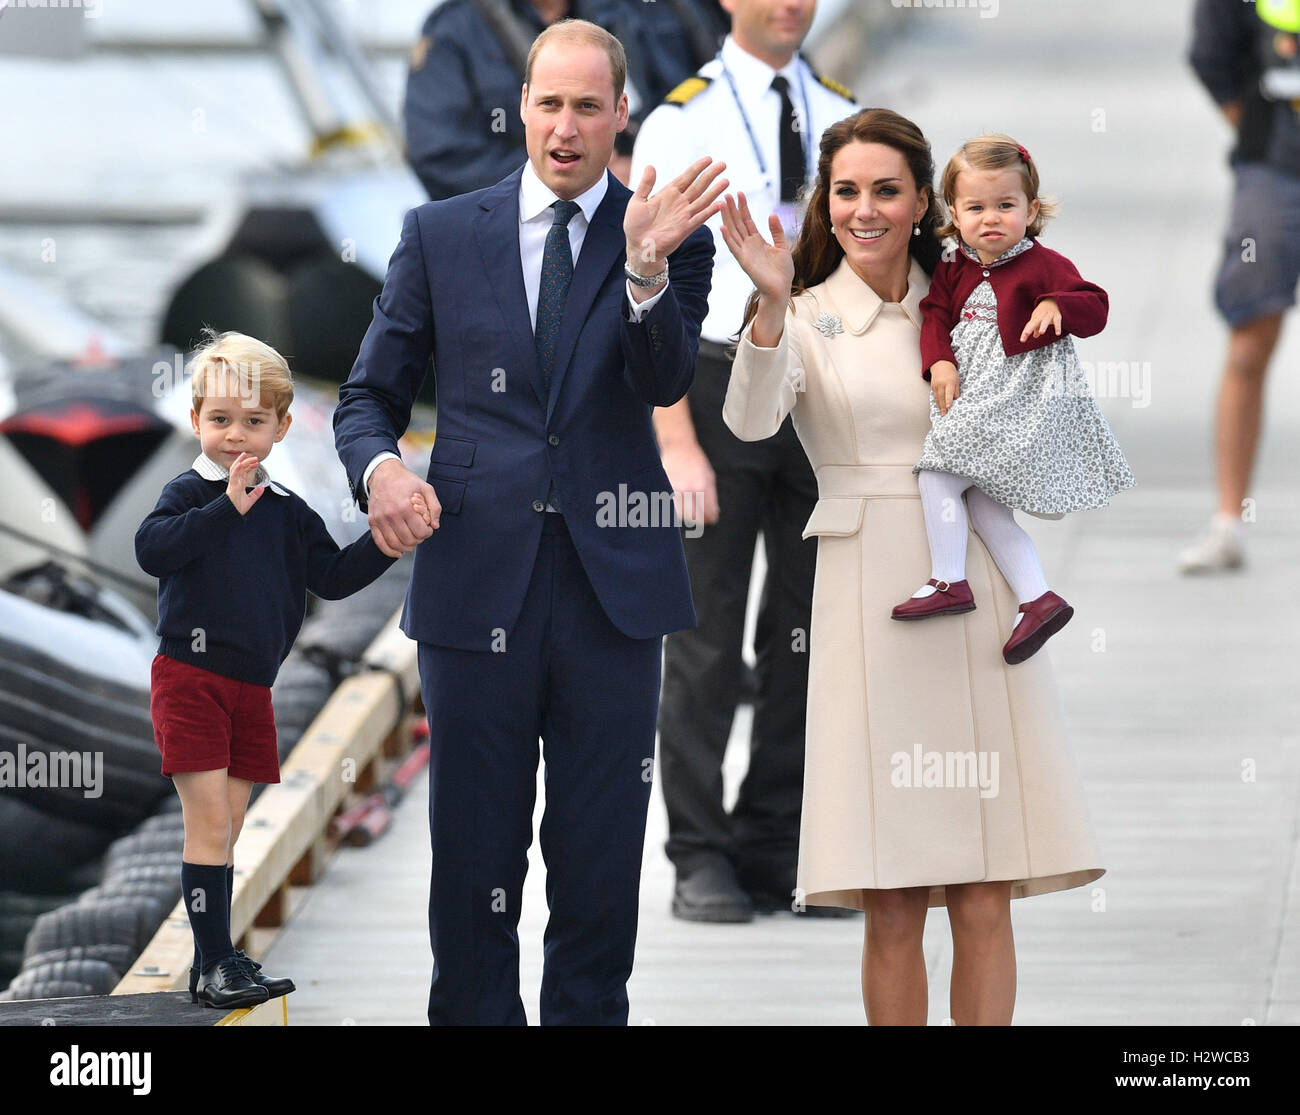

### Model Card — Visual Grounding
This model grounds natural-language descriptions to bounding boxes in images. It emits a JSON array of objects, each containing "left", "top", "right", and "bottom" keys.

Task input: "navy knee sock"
[
  {"left": 189, "top": 865, "right": 235, "bottom": 971},
  {"left": 182, "top": 861, "right": 234, "bottom": 973}
]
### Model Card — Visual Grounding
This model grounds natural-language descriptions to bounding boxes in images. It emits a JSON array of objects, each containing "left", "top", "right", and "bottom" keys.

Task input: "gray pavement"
[{"left": 265, "top": 0, "right": 1300, "bottom": 1024}]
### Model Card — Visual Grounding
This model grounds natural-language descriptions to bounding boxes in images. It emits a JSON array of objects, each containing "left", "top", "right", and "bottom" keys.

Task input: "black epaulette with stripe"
[{"left": 664, "top": 74, "right": 713, "bottom": 107}]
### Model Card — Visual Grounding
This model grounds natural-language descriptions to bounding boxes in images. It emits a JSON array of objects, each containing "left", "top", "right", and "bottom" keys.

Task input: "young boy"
[{"left": 135, "top": 330, "right": 409, "bottom": 1009}]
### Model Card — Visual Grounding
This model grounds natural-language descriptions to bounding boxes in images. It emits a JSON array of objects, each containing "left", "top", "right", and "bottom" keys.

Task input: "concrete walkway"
[{"left": 265, "top": 0, "right": 1300, "bottom": 1025}]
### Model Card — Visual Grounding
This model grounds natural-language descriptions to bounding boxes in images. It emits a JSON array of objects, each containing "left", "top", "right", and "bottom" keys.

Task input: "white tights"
[{"left": 914, "top": 470, "right": 1050, "bottom": 605}]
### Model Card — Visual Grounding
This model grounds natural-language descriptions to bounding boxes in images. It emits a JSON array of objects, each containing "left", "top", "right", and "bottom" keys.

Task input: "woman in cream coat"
[{"left": 718, "top": 109, "right": 1104, "bottom": 1025}]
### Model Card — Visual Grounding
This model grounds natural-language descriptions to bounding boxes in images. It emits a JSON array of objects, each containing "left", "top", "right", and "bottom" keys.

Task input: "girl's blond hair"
[
  {"left": 937, "top": 134, "right": 1058, "bottom": 242},
  {"left": 189, "top": 327, "right": 294, "bottom": 418}
]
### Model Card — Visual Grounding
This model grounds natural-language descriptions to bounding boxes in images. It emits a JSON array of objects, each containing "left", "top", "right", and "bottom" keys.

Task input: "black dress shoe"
[
  {"left": 672, "top": 862, "right": 754, "bottom": 923},
  {"left": 234, "top": 949, "right": 295, "bottom": 999},
  {"left": 198, "top": 955, "right": 270, "bottom": 1009}
]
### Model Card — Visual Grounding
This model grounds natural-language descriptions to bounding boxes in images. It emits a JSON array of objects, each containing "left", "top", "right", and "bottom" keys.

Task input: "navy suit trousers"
[{"left": 418, "top": 513, "right": 661, "bottom": 1025}]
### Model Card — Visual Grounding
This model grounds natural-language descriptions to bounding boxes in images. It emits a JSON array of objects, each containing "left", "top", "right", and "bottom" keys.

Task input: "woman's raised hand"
[{"left": 719, "top": 192, "right": 794, "bottom": 303}]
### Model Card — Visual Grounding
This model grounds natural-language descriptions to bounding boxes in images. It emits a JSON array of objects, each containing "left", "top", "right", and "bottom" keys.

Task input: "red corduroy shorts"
[{"left": 149, "top": 653, "right": 280, "bottom": 783}]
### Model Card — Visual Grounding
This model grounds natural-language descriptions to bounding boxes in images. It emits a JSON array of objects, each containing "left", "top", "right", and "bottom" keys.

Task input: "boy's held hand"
[
  {"left": 227, "top": 452, "right": 265, "bottom": 515},
  {"left": 368, "top": 459, "right": 439, "bottom": 557},
  {"left": 410, "top": 492, "right": 436, "bottom": 527},
  {"left": 930, "top": 361, "right": 960, "bottom": 417}
]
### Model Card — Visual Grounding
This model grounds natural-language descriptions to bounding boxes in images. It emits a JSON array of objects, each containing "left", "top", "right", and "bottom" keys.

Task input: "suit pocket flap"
[
  {"left": 429, "top": 434, "right": 475, "bottom": 468},
  {"left": 801, "top": 498, "right": 865, "bottom": 539},
  {"left": 428, "top": 476, "right": 465, "bottom": 515}
]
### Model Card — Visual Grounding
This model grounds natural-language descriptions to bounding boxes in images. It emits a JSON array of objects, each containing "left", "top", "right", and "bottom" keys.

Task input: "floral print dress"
[{"left": 912, "top": 237, "right": 1135, "bottom": 516}]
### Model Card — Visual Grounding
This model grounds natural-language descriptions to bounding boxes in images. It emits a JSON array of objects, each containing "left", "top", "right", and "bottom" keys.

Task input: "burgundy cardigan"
[{"left": 918, "top": 239, "right": 1108, "bottom": 380}]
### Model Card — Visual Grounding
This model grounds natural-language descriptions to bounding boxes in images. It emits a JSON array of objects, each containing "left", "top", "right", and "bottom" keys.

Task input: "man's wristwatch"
[{"left": 625, "top": 260, "right": 669, "bottom": 288}]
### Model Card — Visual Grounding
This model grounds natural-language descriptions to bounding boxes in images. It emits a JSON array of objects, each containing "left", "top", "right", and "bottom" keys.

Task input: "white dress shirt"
[
  {"left": 192, "top": 452, "right": 289, "bottom": 497},
  {"left": 363, "top": 163, "right": 668, "bottom": 498},
  {"left": 631, "top": 34, "right": 858, "bottom": 345}
]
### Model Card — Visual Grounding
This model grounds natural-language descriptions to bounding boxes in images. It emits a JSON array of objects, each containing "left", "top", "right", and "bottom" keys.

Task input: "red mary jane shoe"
[
  {"left": 891, "top": 579, "right": 976, "bottom": 620},
  {"left": 1002, "top": 590, "right": 1073, "bottom": 664}
]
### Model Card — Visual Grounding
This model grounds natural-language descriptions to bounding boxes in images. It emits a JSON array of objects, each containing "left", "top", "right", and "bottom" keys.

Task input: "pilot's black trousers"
[{"left": 656, "top": 341, "right": 818, "bottom": 897}]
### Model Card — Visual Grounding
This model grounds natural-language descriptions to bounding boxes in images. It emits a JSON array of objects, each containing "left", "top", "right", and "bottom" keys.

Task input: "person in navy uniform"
[
  {"left": 1182, "top": 0, "right": 1300, "bottom": 571},
  {"left": 631, "top": 0, "right": 857, "bottom": 922},
  {"left": 403, "top": 0, "right": 716, "bottom": 199}
]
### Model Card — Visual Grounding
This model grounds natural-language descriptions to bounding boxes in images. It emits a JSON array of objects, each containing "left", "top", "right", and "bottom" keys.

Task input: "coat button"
[
  {"left": 548, "top": 434, "right": 560, "bottom": 447},
  {"left": 982, "top": 270, "right": 990, "bottom": 277},
  {"left": 532, "top": 499, "right": 545, "bottom": 513}
]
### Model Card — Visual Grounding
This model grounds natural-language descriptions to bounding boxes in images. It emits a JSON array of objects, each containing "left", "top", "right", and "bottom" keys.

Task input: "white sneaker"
[{"left": 1178, "top": 517, "right": 1245, "bottom": 574}]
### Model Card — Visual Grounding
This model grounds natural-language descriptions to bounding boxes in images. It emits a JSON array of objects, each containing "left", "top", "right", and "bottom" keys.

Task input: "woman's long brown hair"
[{"left": 736, "top": 108, "right": 943, "bottom": 338}]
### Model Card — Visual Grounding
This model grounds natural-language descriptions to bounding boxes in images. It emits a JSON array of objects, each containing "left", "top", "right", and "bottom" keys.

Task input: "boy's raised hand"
[{"left": 227, "top": 452, "right": 266, "bottom": 516}]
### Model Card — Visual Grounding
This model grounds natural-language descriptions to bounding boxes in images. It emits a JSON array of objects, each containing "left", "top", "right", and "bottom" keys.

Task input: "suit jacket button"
[
  {"left": 548, "top": 434, "right": 560, "bottom": 447},
  {"left": 532, "top": 499, "right": 545, "bottom": 513}
]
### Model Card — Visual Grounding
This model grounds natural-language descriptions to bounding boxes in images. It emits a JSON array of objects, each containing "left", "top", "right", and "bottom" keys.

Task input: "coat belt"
[{"left": 815, "top": 464, "right": 919, "bottom": 499}]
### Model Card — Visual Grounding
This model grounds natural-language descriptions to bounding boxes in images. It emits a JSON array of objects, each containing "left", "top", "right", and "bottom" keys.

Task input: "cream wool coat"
[{"left": 723, "top": 256, "right": 1105, "bottom": 909}]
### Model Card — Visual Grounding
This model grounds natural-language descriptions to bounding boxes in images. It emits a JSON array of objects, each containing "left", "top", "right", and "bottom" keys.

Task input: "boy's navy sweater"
[{"left": 134, "top": 469, "right": 397, "bottom": 687}]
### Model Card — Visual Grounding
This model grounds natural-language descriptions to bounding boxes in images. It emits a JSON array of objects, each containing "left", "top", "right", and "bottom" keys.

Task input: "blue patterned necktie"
[{"left": 534, "top": 199, "right": 582, "bottom": 395}]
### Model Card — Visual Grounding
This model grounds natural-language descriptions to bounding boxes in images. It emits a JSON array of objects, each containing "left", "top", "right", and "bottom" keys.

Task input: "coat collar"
[
  {"left": 820, "top": 256, "right": 928, "bottom": 334},
  {"left": 192, "top": 453, "right": 288, "bottom": 496}
]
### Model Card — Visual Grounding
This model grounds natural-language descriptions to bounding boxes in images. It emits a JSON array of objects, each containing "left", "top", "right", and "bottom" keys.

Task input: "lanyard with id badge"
[{"left": 718, "top": 55, "right": 815, "bottom": 241}]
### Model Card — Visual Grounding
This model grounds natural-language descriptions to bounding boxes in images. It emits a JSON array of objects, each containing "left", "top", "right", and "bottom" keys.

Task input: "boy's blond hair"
[
  {"left": 189, "top": 328, "right": 294, "bottom": 419},
  {"left": 937, "top": 134, "right": 1059, "bottom": 243}
]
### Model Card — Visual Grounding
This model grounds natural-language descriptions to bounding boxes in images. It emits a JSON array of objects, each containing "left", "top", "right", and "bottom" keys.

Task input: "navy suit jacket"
[{"left": 334, "top": 165, "right": 713, "bottom": 652}]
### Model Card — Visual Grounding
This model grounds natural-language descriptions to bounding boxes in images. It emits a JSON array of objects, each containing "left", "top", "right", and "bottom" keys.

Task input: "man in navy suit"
[{"left": 334, "top": 18, "right": 724, "bottom": 1025}]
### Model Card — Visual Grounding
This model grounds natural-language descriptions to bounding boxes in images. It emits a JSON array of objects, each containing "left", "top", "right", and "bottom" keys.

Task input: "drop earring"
[{"left": 912, "top": 224, "right": 921, "bottom": 237}]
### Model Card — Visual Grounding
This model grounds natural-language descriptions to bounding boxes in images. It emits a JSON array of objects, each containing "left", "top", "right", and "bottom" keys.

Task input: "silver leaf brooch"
[{"left": 813, "top": 312, "right": 843, "bottom": 338}]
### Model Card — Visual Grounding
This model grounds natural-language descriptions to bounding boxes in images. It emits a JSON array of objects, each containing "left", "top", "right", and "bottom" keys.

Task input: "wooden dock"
[{"left": 0, "top": 990, "right": 284, "bottom": 1027}]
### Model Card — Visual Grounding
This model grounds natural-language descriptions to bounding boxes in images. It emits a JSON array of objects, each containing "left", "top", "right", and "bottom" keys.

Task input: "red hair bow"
[{"left": 1016, "top": 144, "right": 1031, "bottom": 164}]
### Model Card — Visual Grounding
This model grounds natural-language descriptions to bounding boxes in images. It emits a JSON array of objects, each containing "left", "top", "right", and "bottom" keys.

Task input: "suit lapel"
[
  {"left": 546, "top": 173, "right": 628, "bottom": 422},
  {"left": 472, "top": 168, "right": 546, "bottom": 409}
]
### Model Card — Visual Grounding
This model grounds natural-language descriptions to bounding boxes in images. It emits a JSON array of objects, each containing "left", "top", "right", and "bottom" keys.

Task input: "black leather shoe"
[
  {"left": 234, "top": 949, "right": 295, "bottom": 999},
  {"left": 672, "top": 862, "right": 754, "bottom": 923},
  {"left": 198, "top": 955, "right": 270, "bottom": 1009}
]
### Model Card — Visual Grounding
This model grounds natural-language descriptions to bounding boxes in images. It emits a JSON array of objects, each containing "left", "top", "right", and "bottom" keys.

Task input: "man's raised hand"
[{"left": 624, "top": 156, "right": 728, "bottom": 272}]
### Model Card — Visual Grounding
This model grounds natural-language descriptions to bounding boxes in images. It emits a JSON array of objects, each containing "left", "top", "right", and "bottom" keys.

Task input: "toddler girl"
[{"left": 891, "top": 135, "right": 1134, "bottom": 663}]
